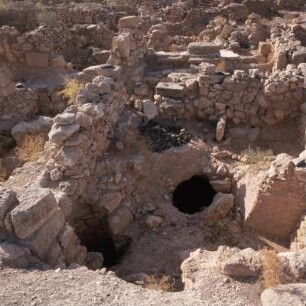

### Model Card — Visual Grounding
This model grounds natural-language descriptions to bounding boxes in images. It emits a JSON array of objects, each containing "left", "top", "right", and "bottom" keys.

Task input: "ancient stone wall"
[
  {"left": 0, "top": 64, "right": 127, "bottom": 267},
  {"left": 155, "top": 64, "right": 305, "bottom": 126}
]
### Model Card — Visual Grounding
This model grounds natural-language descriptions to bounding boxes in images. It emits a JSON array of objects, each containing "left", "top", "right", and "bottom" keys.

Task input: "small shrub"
[
  {"left": 61, "top": 79, "right": 85, "bottom": 105},
  {"left": 259, "top": 248, "right": 285, "bottom": 289},
  {"left": 36, "top": 9, "right": 57, "bottom": 27},
  {"left": 16, "top": 134, "right": 45, "bottom": 162},
  {"left": 143, "top": 274, "right": 176, "bottom": 292}
]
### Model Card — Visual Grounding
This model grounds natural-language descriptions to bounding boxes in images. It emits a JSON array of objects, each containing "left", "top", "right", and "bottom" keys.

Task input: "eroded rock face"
[
  {"left": 261, "top": 284, "right": 306, "bottom": 306},
  {"left": 220, "top": 248, "right": 262, "bottom": 278},
  {"left": 238, "top": 154, "right": 306, "bottom": 239}
]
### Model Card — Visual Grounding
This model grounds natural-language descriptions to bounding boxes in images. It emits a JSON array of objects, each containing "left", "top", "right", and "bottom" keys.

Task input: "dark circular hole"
[
  {"left": 172, "top": 175, "right": 216, "bottom": 214},
  {"left": 80, "top": 231, "right": 130, "bottom": 268}
]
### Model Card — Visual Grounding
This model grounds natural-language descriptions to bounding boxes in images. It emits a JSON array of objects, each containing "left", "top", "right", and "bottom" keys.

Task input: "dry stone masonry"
[{"left": 0, "top": 1, "right": 306, "bottom": 305}]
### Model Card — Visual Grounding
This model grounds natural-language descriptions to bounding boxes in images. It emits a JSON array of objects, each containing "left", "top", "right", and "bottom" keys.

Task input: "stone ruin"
[{"left": 0, "top": 0, "right": 306, "bottom": 305}]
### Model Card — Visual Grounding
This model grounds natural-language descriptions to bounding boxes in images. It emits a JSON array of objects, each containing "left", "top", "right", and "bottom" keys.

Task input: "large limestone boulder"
[
  {"left": 10, "top": 187, "right": 58, "bottom": 239},
  {"left": 237, "top": 154, "right": 306, "bottom": 239},
  {"left": 0, "top": 242, "right": 39, "bottom": 268}
]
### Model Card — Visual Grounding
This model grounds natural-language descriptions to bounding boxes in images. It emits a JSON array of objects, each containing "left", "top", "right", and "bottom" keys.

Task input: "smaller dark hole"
[{"left": 80, "top": 231, "right": 130, "bottom": 268}]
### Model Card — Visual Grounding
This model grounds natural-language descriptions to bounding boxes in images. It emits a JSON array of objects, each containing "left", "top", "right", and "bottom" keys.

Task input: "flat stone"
[
  {"left": 188, "top": 42, "right": 223, "bottom": 55},
  {"left": 54, "top": 146, "right": 83, "bottom": 167},
  {"left": 11, "top": 188, "right": 58, "bottom": 240},
  {"left": 48, "top": 123, "right": 80, "bottom": 144},
  {"left": 118, "top": 16, "right": 140, "bottom": 29},
  {"left": 156, "top": 82, "right": 185, "bottom": 98},
  {"left": 54, "top": 113, "right": 76, "bottom": 125},
  {"left": 219, "top": 49, "right": 240, "bottom": 58}
]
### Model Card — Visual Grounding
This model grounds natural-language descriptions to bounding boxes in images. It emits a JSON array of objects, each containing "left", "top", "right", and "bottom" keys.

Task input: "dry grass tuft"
[
  {"left": 16, "top": 134, "right": 45, "bottom": 162},
  {"left": 143, "top": 274, "right": 176, "bottom": 292},
  {"left": 242, "top": 146, "right": 273, "bottom": 165},
  {"left": 259, "top": 248, "right": 285, "bottom": 289},
  {"left": 61, "top": 79, "right": 85, "bottom": 105}
]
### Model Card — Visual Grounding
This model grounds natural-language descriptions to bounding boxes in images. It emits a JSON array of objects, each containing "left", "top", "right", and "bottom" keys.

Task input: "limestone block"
[
  {"left": 204, "top": 193, "right": 234, "bottom": 221},
  {"left": 0, "top": 242, "right": 36, "bottom": 268},
  {"left": 0, "top": 188, "right": 18, "bottom": 228},
  {"left": 216, "top": 118, "right": 226, "bottom": 143},
  {"left": 210, "top": 179, "right": 231, "bottom": 193},
  {"left": 292, "top": 47, "right": 306, "bottom": 66},
  {"left": 221, "top": 248, "right": 261, "bottom": 278},
  {"left": 156, "top": 82, "right": 185, "bottom": 98},
  {"left": 53, "top": 191, "right": 72, "bottom": 217},
  {"left": 243, "top": 154, "right": 306, "bottom": 238},
  {"left": 48, "top": 123, "right": 80, "bottom": 143},
  {"left": 118, "top": 16, "right": 140, "bottom": 29},
  {"left": 54, "top": 113, "right": 76, "bottom": 125},
  {"left": 23, "top": 209, "right": 65, "bottom": 257},
  {"left": 11, "top": 188, "right": 58, "bottom": 239},
  {"left": 108, "top": 207, "right": 133, "bottom": 236},
  {"left": 76, "top": 112, "right": 93, "bottom": 128},
  {"left": 54, "top": 146, "right": 83, "bottom": 167},
  {"left": 113, "top": 33, "right": 131, "bottom": 59},
  {"left": 58, "top": 224, "right": 79, "bottom": 249},
  {"left": 142, "top": 100, "right": 158, "bottom": 120},
  {"left": 188, "top": 42, "right": 223, "bottom": 55}
]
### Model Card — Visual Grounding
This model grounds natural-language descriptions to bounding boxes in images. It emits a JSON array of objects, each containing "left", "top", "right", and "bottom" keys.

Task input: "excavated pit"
[
  {"left": 75, "top": 219, "right": 131, "bottom": 268},
  {"left": 140, "top": 119, "right": 191, "bottom": 152},
  {"left": 172, "top": 175, "right": 217, "bottom": 214}
]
